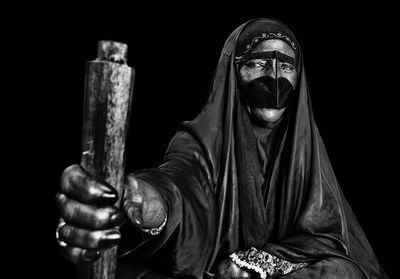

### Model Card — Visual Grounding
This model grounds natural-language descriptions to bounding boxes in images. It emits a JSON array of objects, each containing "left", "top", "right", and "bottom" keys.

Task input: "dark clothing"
[{"left": 118, "top": 19, "right": 388, "bottom": 278}]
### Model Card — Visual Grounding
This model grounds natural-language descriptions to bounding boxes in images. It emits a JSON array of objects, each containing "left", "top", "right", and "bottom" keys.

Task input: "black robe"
[{"left": 118, "top": 19, "right": 388, "bottom": 279}]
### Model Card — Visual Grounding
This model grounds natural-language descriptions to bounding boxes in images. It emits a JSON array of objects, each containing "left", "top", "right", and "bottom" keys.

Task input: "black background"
[{"left": 9, "top": 4, "right": 396, "bottom": 278}]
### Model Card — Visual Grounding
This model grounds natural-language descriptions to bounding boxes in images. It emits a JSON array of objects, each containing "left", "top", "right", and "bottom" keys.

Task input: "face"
[{"left": 238, "top": 39, "right": 297, "bottom": 123}]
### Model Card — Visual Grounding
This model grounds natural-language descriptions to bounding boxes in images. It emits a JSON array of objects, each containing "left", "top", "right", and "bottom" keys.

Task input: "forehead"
[{"left": 252, "top": 39, "right": 295, "bottom": 59}]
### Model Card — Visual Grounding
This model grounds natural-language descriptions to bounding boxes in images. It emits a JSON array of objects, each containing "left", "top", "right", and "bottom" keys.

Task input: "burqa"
[{"left": 118, "top": 18, "right": 388, "bottom": 279}]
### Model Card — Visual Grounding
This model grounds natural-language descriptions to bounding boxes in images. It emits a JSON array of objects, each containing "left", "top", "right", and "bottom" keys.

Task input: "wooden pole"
[{"left": 77, "top": 41, "right": 135, "bottom": 279}]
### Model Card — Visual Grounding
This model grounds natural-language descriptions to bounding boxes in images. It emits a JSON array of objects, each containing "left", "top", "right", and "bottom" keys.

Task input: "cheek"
[
  {"left": 283, "top": 72, "right": 297, "bottom": 88},
  {"left": 239, "top": 67, "right": 264, "bottom": 83}
]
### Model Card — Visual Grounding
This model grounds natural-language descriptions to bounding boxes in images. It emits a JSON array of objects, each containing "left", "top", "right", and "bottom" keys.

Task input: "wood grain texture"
[{"left": 77, "top": 41, "right": 134, "bottom": 279}]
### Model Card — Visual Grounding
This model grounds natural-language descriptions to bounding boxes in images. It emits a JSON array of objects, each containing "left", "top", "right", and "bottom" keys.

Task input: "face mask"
[
  {"left": 237, "top": 51, "right": 296, "bottom": 109},
  {"left": 240, "top": 75, "right": 294, "bottom": 109}
]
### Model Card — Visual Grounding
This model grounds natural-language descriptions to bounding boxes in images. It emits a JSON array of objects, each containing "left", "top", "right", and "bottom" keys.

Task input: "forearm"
[
  {"left": 118, "top": 131, "right": 216, "bottom": 276},
  {"left": 118, "top": 163, "right": 215, "bottom": 277}
]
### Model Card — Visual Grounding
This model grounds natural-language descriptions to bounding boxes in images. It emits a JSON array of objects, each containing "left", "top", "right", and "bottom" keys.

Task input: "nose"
[{"left": 264, "top": 59, "right": 280, "bottom": 79}]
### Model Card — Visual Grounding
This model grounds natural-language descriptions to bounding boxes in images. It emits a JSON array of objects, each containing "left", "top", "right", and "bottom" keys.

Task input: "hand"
[
  {"left": 122, "top": 175, "right": 167, "bottom": 230},
  {"left": 217, "top": 258, "right": 252, "bottom": 279},
  {"left": 55, "top": 164, "right": 125, "bottom": 264}
]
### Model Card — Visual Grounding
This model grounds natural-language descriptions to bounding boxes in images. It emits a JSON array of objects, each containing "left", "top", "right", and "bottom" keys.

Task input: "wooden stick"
[{"left": 77, "top": 41, "right": 135, "bottom": 279}]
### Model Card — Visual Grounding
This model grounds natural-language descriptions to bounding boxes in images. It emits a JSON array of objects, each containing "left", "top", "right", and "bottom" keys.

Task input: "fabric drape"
[{"left": 118, "top": 18, "right": 388, "bottom": 279}]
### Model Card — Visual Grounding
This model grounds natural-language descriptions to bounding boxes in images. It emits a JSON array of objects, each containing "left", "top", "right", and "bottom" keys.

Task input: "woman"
[{"left": 56, "top": 18, "right": 388, "bottom": 278}]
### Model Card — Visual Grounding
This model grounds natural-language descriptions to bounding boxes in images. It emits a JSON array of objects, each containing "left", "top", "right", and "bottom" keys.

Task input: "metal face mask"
[{"left": 237, "top": 50, "right": 297, "bottom": 109}]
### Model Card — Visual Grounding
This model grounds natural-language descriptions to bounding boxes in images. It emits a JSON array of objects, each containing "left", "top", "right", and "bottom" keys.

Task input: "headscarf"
[{"left": 179, "top": 18, "right": 386, "bottom": 278}]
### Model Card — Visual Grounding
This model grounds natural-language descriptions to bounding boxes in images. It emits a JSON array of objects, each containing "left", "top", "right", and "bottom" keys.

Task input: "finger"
[
  {"left": 60, "top": 164, "right": 118, "bottom": 205},
  {"left": 56, "top": 193, "right": 125, "bottom": 229},
  {"left": 123, "top": 199, "right": 144, "bottom": 227},
  {"left": 123, "top": 176, "right": 144, "bottom": 226},
  {"left": 58, "top": 224, "right": 121, "bottom": 250},
  {"left": 124, "top": 175, "right": 142, "bottom": 200},
  {"left": 230, "top": 262, "right": 251, "bottom": 279},
  {"left": 237, "top": 269, "right": 251, "bottom": 278},
  {"left": 59, "top": 246, "right": 100, "bottom": 264}
]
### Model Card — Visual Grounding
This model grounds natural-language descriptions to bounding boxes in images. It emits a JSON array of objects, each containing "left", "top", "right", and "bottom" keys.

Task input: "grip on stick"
[{"left": 77, "top": 40, "right": 134, "bottom": 279}]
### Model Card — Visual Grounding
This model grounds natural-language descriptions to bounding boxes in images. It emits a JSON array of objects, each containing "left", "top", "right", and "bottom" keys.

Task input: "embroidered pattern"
[
  {"left": 230, "top": 247, "right": 308, "bottom": 279},
  {"left": 244, "top": 32, "right": 297, "bottom": 54}
]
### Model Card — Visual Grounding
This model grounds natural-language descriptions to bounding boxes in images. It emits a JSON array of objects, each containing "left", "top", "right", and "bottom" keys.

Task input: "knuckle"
[
  {"left": 61, "top": 164, "right": 79, "bottom": 180},
  {"left": 93, "top": 209, "right": 111, "bottom": 228},
  {"left": 68, "top": 164, "right": 82, "bottom": 174},
  {"left": 55, "top": 193, "right": 67, "bottom": 209},
  {"left": 60, "top": 199, "right": 77, "bottom": 221},
  {"left": 86, "top": 179, "right": 100, "bottom": 197},
  {"left": 59, "top": 224, "right": 73, "bottom": 242},
  {"left": 60, "top": 164, "right": 81, "bottom": 191},
  {"left": 54, "top": 192, "right": 63, "bottom": 203},
  {"left": 86, "top": 231, "right": 103, "bottom": 249},
  {"left": 131, "top": 193, "right": 143, "bottom": 204},
  {"left": 127, "top": 175, "right": 139, "bottom": 190}
]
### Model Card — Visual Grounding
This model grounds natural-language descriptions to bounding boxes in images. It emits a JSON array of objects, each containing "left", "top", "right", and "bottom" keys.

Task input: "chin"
[{"left": 250, "top": 107, "right": 286, "bottom": 123}]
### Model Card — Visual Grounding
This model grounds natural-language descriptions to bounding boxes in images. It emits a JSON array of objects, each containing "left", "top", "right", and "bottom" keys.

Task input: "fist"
[
  {"left": 55, "top": 164, "right": 125, "bottom": 263},
  {"left": 122, "top": 175, "right": 167, "bottom": 230}
]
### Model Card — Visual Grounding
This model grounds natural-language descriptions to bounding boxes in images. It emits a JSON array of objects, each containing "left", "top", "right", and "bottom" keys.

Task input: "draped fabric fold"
[{"left": 118, "top": 18, "right": 387, "bottom": 279}]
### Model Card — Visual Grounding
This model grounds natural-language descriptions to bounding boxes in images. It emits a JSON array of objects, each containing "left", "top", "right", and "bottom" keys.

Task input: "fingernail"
[
  {"left": 133, "top": 218, "right": 142, "bottom": 226},
  {"left": 99, "top": 184, "right": 116, "bottom": 194},
  {"left": 100, "top": 231, "right": 121, "bottom": 248},
  {"left": 82, "top": 250, "right": 100, "bottom": 261},
  {"left": 101, "top": 192, "right": 117, "bottom": 200},
  {"left": 110, "top": 212, "right": 125, "bottom": 226},
  {"left": 126, "top": 206, "right": 143, "bottom": 226}
]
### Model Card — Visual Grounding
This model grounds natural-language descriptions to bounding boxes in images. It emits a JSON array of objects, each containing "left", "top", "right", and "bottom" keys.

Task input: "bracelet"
[
  {"left": 230, "top": 247, "right": 308, "bottom": 279},
  {"left": 141, "top": 215, "right": 168, "bottom": 236}
]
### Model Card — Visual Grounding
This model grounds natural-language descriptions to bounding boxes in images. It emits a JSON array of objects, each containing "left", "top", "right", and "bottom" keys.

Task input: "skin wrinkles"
[{"left": 238, "top": 39, "right": 298, "bottom": 123}]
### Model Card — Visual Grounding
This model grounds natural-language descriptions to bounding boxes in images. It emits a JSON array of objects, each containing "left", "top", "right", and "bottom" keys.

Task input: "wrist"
[
  {"left": 140, "top": 214, "right": 168, "bottom": 236},
  {"left": 230, "top": 247, "right": 308, "bottom": 279}
]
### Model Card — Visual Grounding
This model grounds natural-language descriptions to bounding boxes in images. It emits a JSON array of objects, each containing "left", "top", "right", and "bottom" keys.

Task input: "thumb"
[
  {"left": 123, "top": 199, "right": 144, "bottom": 227},
  {"left": 123, "top": 176, "right": 144, "bottom": 227},
  {"left": 123, "top": 175, "right": 167, "bottom": 228}
]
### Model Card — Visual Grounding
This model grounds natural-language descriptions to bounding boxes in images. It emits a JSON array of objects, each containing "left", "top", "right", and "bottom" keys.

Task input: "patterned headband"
[{"left": 243, "top": 32, "right": 297, "bottom": 55}]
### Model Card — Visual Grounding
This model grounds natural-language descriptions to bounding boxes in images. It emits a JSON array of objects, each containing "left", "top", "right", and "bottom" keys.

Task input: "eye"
[
  {"left": 280, "top": 62, "right": 295, "bottom": 73},
  {"left": 244, "top": 61, "right": 262, "bottom": 68},
  {"left": 244, "top": 59, "right": 272, "bottom": 70}
]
